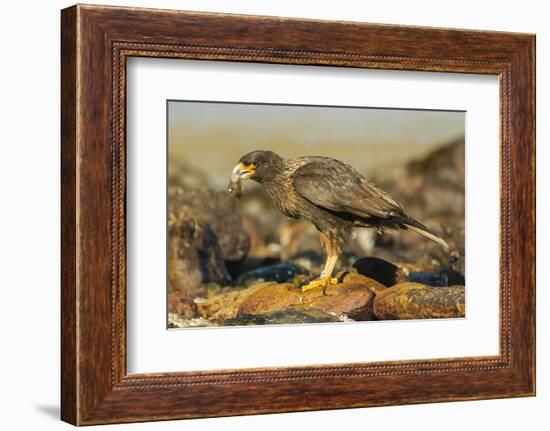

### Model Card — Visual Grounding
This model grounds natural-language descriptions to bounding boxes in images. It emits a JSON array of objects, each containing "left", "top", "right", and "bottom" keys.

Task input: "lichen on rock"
[{"left": 373, "top": 282, "right": 465, "bottom": 320}]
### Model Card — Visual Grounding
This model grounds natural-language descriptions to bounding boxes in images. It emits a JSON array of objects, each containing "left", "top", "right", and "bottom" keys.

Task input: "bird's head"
[{"left": 228, "top": 151, "right": 284, "bottom": 197}]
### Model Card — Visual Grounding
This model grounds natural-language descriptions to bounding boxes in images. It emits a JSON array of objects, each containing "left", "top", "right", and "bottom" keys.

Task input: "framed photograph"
[
  {"left": 61, "top": 4, "right": 535, "bottom": 425},
  {"left": 163, "top": 100, "right": 466, "bottom": 331}
]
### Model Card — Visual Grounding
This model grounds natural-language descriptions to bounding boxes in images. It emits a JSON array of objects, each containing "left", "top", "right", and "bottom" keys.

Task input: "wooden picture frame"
[{"left": 61, "top": 4, "right": 535, "bottom": 425}]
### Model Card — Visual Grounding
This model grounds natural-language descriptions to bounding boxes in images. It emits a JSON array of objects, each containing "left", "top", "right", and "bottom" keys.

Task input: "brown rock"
[
  {"left": 300, "top": 285, "right": 375, "bottom": 320},
  {"left": 168, "top": 218, "right": 230, "bottom": 296},
  {"left": 407, "top": 139, "right": 465, "bottom": 192},
  {"left": 169, "top": 186, "right": 250, "bottom": 262},
  {"left": 197, "top": 278, "right": 377, "bottom": 323},
  {"left": 343, "top": 272, "right": 387, "bottom": 295},
  {"left": 168, "top": 291, "right": 197, "bottom": 318},
  {"left": 167, "top": 185, "right": 251, "bottom": 295},
  {"left": 237, "top": 283, "right": 304, "bottom": 316},
  {"left": 373, "top": 282, "right": 465, "bottom": 320},
  {"left": 369, "top": 139, "right": 465, "bottom": 268},
  {"left": 196, "top": 283, "right": 270, "bottom": 322},
  {"left": 238, "top": 281, "right": 375, "bottom": 321}
]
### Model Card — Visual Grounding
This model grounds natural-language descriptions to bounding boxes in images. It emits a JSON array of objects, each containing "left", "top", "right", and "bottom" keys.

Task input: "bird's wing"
[{"left": 292, "top": 158, "right": 404, "bottom": 219}]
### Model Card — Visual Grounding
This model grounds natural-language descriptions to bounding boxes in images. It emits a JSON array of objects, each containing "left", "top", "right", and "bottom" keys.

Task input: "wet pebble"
[
  {"left": 352, "top": 256, "right": 409, "bottom": 287},
  {"left": 409, "top": 269, "right": 465, "bottom": 287},
  {"left": 236, "top": 262, "right": 309, "bottom": 287}
]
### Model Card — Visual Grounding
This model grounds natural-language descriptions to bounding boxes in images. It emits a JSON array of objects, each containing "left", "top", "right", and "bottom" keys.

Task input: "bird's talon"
[{"left": 301, "top": 276, "right": 333, "bottom": 292}]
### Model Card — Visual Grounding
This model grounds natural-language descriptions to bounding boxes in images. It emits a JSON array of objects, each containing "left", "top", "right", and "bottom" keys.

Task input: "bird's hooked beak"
[
  {"left": 232, "top": 162, "right": 256, "bottom": 180},
  {"left": 228, "top": 162, "right": 256, "bottom": 198}
]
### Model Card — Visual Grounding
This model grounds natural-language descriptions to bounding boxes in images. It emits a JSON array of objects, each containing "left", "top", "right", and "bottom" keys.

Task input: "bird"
[{"left": 228, "top": 150, "right": 449, "bottom": 292}]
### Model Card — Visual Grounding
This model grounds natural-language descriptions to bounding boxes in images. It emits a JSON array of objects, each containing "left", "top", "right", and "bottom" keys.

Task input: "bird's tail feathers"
[{"left": 401, "top": 218, "right": 450, "bottom": 251}]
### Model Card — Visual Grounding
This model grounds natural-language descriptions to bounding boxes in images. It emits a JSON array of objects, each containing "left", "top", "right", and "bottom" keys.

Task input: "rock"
[
  {"left": 373, "top": 282, "right": 465, "bottom": 320},
  {"left": 168, "top": 313, "right": 214, "bottom": 328},
  {"left": 409, "top": 269, "right": 465, "bottom": 287},
  {"left": 237, "top": 283, "right": 305, "bottom": 316},
  {"left": 342, "top": 272, "right": 387, "bottom": 295},
  {"left": 351, "top": 256, "right": 465, "bottom": 289},
  {"left": 368, "top": 139, "right": 465, "bottom": 269},
  {"left": 223, "top": 308, "right": 341, "bottom": 326},
  {"left": 297, "top": 285, "right": 375, "bottom": 320},
  {"left": 441, "top": 268, "right": 466, "bottom": 286},
  {"left": 168, "top": 291, "right": 197, "bottom": 318},
  {"left": 238, "top": 281, "right": 375, "bottom": 321},
  {"left": 236, "top": 263, "right": 309, "bottom": 287},
  {"left": 352, "top": 257, "right": 409, "bottom": 287},
  {"left": 196, "top": 283, "right": 270, "bottom": 322},
  {"left": 451, "top": 253, "right": 465, "bottom": 276},
  {"left": 168, "top": 185, "right": 250, "bottom": 295},
  {"left": 168, "top": 218, "right": 230, "bottom": 296},
  {"left": 197, "top": 278, "right": 377, "bottom": 324},
  {"left": 169, "top": 186, "right": 249, "bottom": 262},
  {"left": 407, "top": 138, "right": 465, "bottom": 188},
  {"left": 226, "top": 255, "right": 280, "bottom": 281}
]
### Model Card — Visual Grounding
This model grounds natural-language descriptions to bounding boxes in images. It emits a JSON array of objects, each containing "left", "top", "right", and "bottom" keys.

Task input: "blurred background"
[
  {"left": 169, "top": 101, "right": 464, "bottom": 187},
  {"left": 167, "top": 101, "right": 465, "bottom": 327}
]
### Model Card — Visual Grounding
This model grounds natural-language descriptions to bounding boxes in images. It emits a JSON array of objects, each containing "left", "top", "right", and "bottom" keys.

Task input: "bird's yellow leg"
[{"left": 302, "top": 255, "right": 339, "bottom": 292}]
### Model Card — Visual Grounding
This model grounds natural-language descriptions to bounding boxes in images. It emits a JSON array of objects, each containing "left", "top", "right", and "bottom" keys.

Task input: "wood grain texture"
[
  {"left": 60, "top": 5, "right": 78, "bottom": 425},
  {"left": 60, "top": 4, "right": 535, "bottom": 425}
]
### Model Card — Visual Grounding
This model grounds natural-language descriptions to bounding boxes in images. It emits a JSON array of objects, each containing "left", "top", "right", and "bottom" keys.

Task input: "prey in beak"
[{"left": 228, "top": 162, "right": 256, "bottom": 198}]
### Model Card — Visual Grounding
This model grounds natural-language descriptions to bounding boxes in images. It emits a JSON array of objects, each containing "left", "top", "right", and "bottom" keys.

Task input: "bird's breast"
[{"left": 263, "top": 180, "right": 301, "bottom": 218}]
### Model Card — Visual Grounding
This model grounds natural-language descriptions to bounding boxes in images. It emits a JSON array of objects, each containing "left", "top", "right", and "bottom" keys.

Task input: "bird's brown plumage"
[{"left": 229, "top": 150, "right": 449, "bottom": 290}]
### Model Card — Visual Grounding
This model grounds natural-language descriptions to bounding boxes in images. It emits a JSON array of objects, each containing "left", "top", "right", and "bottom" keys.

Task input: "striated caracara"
[{"left": 228, "top": 150, "right": 449, "bottom": 291}]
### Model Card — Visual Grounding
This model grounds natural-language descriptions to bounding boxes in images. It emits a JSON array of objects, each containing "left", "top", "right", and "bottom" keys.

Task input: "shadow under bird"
[{"left": 228, "top": 150, "right": 449, "bottom": 291}]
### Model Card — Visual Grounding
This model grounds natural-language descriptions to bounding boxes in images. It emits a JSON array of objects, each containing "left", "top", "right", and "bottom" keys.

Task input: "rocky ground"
[{"left": 167, "top": 139, "right": 466, "bottom": 328}]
